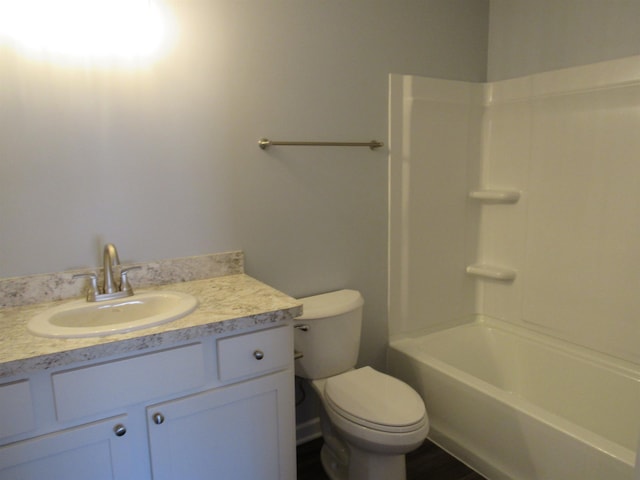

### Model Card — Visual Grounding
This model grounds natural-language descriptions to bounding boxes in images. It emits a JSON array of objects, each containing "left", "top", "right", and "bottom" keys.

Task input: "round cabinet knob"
[
  {"left": 253, "top": 350, "right": 265, "bottom": 360},
  {"left": 113, "top": 424, "right": 127, "bottom": 437},
  {"left": 152, "top": 412, "right": 165, "bottom": 425}
]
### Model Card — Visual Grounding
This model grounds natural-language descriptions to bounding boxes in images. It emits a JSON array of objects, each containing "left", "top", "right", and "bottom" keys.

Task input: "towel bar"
[{"left": 258, "top": 138, "right": 384, "bottom": 150}]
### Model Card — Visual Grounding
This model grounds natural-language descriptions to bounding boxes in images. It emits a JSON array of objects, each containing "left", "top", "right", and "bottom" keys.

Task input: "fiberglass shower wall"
[
  {"left": 389, "top": 56, "right": 640, "bottom": 365},
  {"left": 388, "top": 75, "right": 482, "bottom": 337}
]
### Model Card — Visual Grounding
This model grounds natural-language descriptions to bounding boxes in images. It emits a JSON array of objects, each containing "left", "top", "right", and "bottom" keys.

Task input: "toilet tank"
[{"left": 294, "top": 289, "right": 364, "bottom": 379}]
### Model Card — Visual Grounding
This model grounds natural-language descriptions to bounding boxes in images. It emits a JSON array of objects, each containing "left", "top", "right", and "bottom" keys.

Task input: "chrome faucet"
[
  {"left": 103, "top": 243, "right": 120, "bottom": 294},
  {"left": 73, "top": 243, "right": 140, "bottom": 302}
]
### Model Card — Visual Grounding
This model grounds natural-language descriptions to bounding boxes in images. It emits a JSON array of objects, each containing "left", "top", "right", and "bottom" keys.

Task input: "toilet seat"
[{"left": 324, "top": 367, "right": 427, "bottom": 434}]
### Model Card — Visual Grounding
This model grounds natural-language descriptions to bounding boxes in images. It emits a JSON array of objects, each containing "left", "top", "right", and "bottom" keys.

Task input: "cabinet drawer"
[
  {"left": 53, "top": 343, "right": 206, "bottom": 422},
  {"left": 0, "top": 380, "right": 35, "bottom": 440},
  {"left": 217, "top": 326, "right": 292, "bottom": 381}
]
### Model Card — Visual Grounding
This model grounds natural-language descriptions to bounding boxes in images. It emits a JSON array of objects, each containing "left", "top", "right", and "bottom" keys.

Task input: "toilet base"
[
  {"left": 318, "top": 406, "right": 349, "bottom": 480},
  {"left": 320, "top": 443, "right": 347, "bottom": 480},
  {"left": 317, "top": 408, "right": 408, "bottom": 480},
  {"left": 348, "top": 444, "right": 406, "bottom": 480},
  {"left": 320, "top": 440, "right": 407, "bottom": 480}
]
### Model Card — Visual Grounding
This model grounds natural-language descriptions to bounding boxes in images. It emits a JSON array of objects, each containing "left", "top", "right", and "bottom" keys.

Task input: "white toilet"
[{"left": 295, "top": 289, "right": 429, "bottom": 480}]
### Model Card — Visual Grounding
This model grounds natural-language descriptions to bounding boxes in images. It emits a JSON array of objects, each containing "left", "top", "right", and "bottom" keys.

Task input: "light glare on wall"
[{"left": 0, "top": 0, "right": 174, "bottom": 66}]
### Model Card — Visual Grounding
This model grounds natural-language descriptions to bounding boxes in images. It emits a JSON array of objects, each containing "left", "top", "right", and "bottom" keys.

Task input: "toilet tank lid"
[{"left": 296, "top": 289, "right": 363, "bottom": 320}]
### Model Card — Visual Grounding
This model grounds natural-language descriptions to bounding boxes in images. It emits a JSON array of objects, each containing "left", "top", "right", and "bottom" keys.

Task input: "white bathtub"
[{"left": 388, "top": 317, "right": 640, "bottom": 480}]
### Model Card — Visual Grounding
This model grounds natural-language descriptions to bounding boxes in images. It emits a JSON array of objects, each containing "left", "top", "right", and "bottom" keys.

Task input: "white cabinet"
[
  {"left": 0, "top": 380, "right": 35, "bottom": 440},
  {"left": 0, "top": 415, "right": 131, "bottom": 480},
  {"left": 0, "top": 324, "right": 295, "bottom": 480},
  {"left": 148, "top": 370, "right": 294, "bottom": 480}
]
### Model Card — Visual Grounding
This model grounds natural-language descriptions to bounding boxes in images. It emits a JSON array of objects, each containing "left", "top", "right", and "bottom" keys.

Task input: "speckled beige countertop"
[{"left": 0, "top": 252, "right": 302, "bottom": 379}]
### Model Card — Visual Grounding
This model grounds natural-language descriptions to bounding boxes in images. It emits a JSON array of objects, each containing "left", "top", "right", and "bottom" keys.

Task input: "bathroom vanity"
[{"left": 0, "top": 255, "right": 301, "bottom": 480}]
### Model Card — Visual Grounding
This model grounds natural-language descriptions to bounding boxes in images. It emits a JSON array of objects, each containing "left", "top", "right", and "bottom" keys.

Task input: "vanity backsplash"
[{"left": 0, "top": 251, "right": 244, "bottom": 308}]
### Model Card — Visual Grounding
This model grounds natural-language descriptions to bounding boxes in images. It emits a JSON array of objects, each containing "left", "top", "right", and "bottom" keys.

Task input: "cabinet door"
[
  {"left": 148, "top": 370, "right": 295, "bottom": 480},
  {"left": 0, "top": 415, "right": 131, "bottom": 480}
]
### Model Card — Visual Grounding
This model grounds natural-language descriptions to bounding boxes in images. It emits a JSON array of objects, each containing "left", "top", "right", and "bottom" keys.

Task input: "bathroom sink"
[{"left": 28, "top": 291, "right": 198, "bottom": 338}]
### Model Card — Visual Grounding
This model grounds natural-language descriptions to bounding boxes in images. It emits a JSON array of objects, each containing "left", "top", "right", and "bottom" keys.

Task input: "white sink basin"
[{"left": 28, "top": 291, "right": 198, "bottom": 338}]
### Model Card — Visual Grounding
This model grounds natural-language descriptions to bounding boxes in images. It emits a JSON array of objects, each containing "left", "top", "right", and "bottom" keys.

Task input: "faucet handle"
[
  {"left": 119, "top": 266, "right": 141, "bottom": 295},
  {"left": 72, "top": 273, "right": 99, "bottom": 302}
]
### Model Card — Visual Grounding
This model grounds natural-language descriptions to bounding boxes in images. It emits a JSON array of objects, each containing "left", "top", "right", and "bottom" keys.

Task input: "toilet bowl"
[{"left": 295, "top": 290, "right": 429, "bottom": 480}]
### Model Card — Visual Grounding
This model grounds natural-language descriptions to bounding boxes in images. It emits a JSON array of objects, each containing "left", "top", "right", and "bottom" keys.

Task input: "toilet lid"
[{"left": 324, "top": 367, "right": 426, "bottom": 433}]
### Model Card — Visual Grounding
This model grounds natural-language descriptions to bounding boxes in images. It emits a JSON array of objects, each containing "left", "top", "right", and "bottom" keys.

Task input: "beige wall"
[
  {"left": 488, "top": 0, "right": 640, "bottom": 81},
  {"left": 0, "top": 1, "right": 489, "bottom": 376}
]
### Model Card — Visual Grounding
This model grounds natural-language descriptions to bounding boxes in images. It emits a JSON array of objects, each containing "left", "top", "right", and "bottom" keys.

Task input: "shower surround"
[{"left": 388, "top": 56, "right": 640, "bottom": 479}]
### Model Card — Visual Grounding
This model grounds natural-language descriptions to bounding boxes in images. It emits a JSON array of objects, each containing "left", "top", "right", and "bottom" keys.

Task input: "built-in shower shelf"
[
  {"left": 469, "top": 190, "right": 520, "bottom": 204},
  {"left": 466, "top": 264, "right": 517, "bottom": 281}
]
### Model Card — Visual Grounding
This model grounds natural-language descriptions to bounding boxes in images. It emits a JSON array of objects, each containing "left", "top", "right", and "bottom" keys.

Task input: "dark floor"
[{"left": 297, "top": 437, "right": 486, "bottom": 480}]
